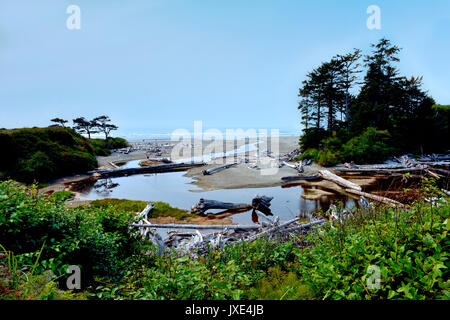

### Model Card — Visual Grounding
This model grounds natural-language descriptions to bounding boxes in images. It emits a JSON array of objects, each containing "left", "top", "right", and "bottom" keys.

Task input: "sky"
[{"left": 0, "top": 0, "right": 449, "bottom": 138}]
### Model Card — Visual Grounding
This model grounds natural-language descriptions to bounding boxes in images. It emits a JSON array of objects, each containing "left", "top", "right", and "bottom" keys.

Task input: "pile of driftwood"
[
  {"left": 131, "top": 202, "right": 327, "bottom": 256},
  {"left": 131, "top": 193, "right": 375, "bottom": 256},
  {"left": 335, "top": 154, "right": 450, "bottom": 179},
  {"left": 282, "top": 169, "right": 406, "bottom": 208}
]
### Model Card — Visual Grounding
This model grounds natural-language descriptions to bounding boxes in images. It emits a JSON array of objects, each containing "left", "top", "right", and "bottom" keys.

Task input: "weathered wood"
[
  {"left": 191, "top": 198, "right": 252, "bottom": 215},
  {"left": 202, "top": 163, "right": 238, "bottom": 175},
  {"left": 90, "top": 162, "right": 205, "bottom": 178},
  {"left": 281, "top": 174, "right": 321, "bottom": 182},
  {"left": 281, "top": 220, "right": 327, "bottom": 234},
  {"left": 131, "top": 223, "right": 260, "bottom": 231},
  {"left": 345, "top": 189, "right": 405, "bottom": 208},
  {"left": 138, "top": 203, "right": 156, "bottom": 219},
  {"left": 252, "top": 196, "right": 274, "bottom": 216},
  {"left": 429, "top": 168, "right": 450, "bottom": 176},
  {"left": 333, "top": 167, "right": 426, "bottom": 174},
  {"left": 108, "top": 161, "right": 120, "bottom": 169},
  {"left": 283, "top": 161, "right": 304, "bottom": 173},
  {"left": 245, "top": 217, "right": 300, "bottom": 242},
  {"left": 318, "top": 170, "right": 362, "bottom": 191}
]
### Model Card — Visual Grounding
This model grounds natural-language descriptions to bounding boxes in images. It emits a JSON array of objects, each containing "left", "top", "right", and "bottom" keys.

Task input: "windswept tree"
[
  {"left": 72, "top": 117, "right": 98, "bottom": 139},
  {"left": 336, "top": 49, "right": 362, "bottom": 127},
  {"left": 298, "top": 58, "right": 345, "bottom": 132},
  {"left": 50, "top": 118, "right": 68, "bottom": 127},
  {"left": 93, "top": 115, "right": 118, "bottom": 148}
]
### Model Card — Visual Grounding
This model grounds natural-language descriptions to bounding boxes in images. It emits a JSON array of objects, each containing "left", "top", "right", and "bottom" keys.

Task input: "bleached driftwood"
[
  {"left": 283, "top": 161, "right": 304, "bottom": 173},
  {"left": 138, "top": 203, "right": 156, "bottom": 219},
  {"left": 202, "top": 163, "right": 238, "bottom": 175},
  {"left": 318, "top": 170, "right": 362, "bottom": 191},
  {"left": 131, "top": 223, "right": 260, "bottom": 231},
  {"left": 345, "top": 189, "right": 405, "bottom": 208}
]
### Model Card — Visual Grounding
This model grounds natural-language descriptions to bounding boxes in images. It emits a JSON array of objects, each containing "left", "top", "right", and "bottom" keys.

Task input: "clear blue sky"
[{"left": 0, "top": 0, "right": 449, "bottom": 138}]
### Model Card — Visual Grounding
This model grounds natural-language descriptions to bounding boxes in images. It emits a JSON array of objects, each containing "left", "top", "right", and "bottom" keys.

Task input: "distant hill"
[{"left": 0, "top": 127, "right": 126, "bottom": 183}]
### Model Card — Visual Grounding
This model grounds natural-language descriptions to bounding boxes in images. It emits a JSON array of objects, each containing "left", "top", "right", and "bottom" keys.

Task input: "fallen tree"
[
  {"left": 202, "top": 163, "right": 238, "bottom": 175},
  {"left": 281, "top": 174, "right": 321, "bottom": 182},
  {"left": 344, "top": 189, "right": 405, "bottom": 208},
  {"left": 131, "top": 223, "right": 260, "bottom": 231},
  {"left": 90, "top": 162, "right": 205, "bottom": 178},
  {"left": 191, "top": 199, "right": 252, "bottom": 215},
  {"left": 318, "top": 170, "right": 362, "bottom": 191}
]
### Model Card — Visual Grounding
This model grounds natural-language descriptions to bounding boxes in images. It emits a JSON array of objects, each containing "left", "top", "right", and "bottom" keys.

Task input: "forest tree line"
[{"left": 297, "top": 38, "right": 449, "bottom": 165}]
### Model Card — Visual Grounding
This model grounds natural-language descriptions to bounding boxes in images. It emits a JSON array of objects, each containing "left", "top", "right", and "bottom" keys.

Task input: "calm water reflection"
[{"left": 80, "top": 169, "right": 356, "bottom": 225}]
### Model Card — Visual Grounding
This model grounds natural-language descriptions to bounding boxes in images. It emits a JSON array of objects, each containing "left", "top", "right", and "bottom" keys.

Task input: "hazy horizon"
[{"left": 1, "top": 0, "right": 449, "bottom": 137}]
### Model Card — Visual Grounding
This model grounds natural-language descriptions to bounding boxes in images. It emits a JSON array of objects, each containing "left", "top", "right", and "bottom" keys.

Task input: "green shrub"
[
  {"left": 295, "top": 188, "right": 449, "bottom": 300},
  {"left": 0, "top": 180, "right": 142, "bottom": 285},
  {"left": 341, "top": 127, "right": 393, "bottom": 163},
  {"left": 88, "top": 138, "right": 129, "bottom": 156},
  {"left": 0, "top": 127, "right": 98, "bottom": 183},
  {"left": 297, "top": 148, "right": 342, "bottom": 166},
  {"left": 299, "top": 128, "right": 329, "bottom": 152},
  {"left": 249, "top": 267, "right": 313, "bottom": 300}
]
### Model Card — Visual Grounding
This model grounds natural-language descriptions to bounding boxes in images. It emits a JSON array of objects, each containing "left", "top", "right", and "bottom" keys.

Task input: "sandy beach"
[{"left": 95, "top": 136, "right": 302, "bottom": 191}]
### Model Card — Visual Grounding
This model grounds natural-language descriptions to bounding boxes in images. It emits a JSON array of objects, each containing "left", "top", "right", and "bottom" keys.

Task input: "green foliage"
[
  {"left": 0, "top": 180, "right": 142, "bottom": 286},
  {"left": 88, "top": 137, "right": 129, "bottom": 156},
  {"left": 295, "top": 189, "right": 449, "bottom": 299},
  {"left": 2, "top": 179, "right": 449, "bottom": 300},
  {"left": 298, "top": 39, "right": 449, "bottom": 163},
  {"left": 299, "top": 127, "right": 393, "bottom": 165},
  {"left": 89, "top": 198, "right": 194, "bottom": 220},
  {"left": 47, "top": 191, "right": 75, "bottom": 202},
  {"left": 0, "top": 127, "right": 97, "bottom": 183},
  {"left": 341, "top": 127, "right": 393, "bottom": 163},
  {"left": 299, "top": 128, "right": 329, "bottom": 152},
  {"left": 94, "top": 238, "right": 301, "bottom": 300},
  {"left": 249, "top": 267, "right": 313, "bottom": 300}
]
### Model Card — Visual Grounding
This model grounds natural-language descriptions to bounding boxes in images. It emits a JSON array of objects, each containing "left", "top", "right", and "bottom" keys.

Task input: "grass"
[{"left": 88, "top": 198, "right": 195, "bottom": 220}]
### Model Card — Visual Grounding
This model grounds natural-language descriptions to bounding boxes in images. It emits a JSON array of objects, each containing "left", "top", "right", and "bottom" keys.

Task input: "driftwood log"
[
  {"left": 345, "top": 189, "right": 405, "bottom": 208},
  {"left": 131, "top": 223, "right": 260, "bottom": 231},
  {"left": 252, "top": 196, "right": 274, "bottom": 216},
  {"left": 138, "top": 203, "right": 156, "bottom": 219},
  {"left": 281, "top": 174, "right": 321, "bottom": 182},
  {"left": 318, "top": 170, "right": 362, "bottom": 191},
  {"left": 333, "top": 167, "right": 427, "bottom": 174},
  {"left": 90, "top": 162, "right": 205, "bottom": 178},
  {"left": 202, "top": 163, "right": 238, "bottom": 175},
  {"left": 283, "top": 161, "right": 304, "bottom": 173},
  {"left": 191, "top": 199, "right": 252, "bottom": 215}
]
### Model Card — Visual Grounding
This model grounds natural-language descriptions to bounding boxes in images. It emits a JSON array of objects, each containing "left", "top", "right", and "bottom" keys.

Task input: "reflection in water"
[{"left": 80, "top": 170, "right": 357, "bottom": 225}]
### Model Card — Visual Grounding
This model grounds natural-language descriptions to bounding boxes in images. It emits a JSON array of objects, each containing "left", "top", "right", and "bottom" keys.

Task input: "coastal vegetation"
[
  {"left": 0, "top": 127, "right": 97, "bottom": 183},
  {"left": 0, "top": 119, "right": 127, "bottom": 183},
  {"left": 298, "top": 39, "right": 449, "bottom": 166},
  {"left": 1, "top": 179, "right": 448, "bottom": 300}
]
